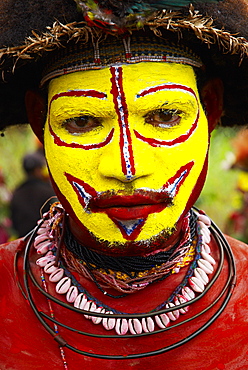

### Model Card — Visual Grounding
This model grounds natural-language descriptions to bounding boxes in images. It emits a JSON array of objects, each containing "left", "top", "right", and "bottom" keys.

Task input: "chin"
[
  {"left": 84, "top": 226, "right": 177, "bottom": 257},
  {"left": 51, "top": 178, "right": 181, "bottom": 256}
]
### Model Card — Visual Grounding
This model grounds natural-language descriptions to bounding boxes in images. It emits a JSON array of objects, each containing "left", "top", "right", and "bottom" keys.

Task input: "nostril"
[
  {"left": 100, "top": 172, "right": 137, "bottom": 183},
  {"left": 121, "top": 174, "right": 137, "bottom": 183}
]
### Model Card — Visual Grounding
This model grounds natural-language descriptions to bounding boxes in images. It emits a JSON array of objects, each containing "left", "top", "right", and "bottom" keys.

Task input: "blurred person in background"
[{"left": 10, "top": 150, "right": 55, "bottom": 237}]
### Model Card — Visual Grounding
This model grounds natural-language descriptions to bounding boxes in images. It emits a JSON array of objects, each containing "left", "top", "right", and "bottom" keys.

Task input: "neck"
[{"left": 68, "top": 215, "right": 184, "bottom": 257}]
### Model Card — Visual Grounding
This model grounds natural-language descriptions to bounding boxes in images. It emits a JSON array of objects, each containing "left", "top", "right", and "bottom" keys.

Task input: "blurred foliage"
[
  {"left": 0, "top": 125, "right": 37, "bottom": 222},
  {"left": 196, "top": 126, "right": 242, "bottom": 231},
  {"left": 0, "top": 125, "right": 37, "bottom": 189}
]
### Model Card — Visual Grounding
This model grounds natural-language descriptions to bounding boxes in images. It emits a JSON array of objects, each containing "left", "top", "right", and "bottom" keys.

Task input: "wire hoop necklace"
[{"left": 17, "top": 205, "right": 236, "bottom": 361}]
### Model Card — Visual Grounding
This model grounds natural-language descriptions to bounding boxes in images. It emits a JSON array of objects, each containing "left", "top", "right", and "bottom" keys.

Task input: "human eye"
[
  {"left": 144, "top": 108, "right": 182, "bottom": 128},
  {"left": 63, "top": 115, "right": 103, "bottom": 134}
]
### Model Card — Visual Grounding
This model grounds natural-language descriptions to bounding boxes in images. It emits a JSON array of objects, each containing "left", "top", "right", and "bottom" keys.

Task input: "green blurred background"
[{"left": 196, "top": 126, "right": 241, "bottom": 230}]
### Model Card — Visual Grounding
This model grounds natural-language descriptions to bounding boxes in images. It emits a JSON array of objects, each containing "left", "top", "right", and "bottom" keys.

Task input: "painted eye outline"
[
  {"left": 63, "top": 115, "right": 103, "bottom": 134},
  {"left": 144, "top": 108, "right": 182, "bottom": 128}
]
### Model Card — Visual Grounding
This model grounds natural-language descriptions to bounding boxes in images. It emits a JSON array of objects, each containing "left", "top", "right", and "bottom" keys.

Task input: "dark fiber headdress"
[{"left": 1, "top": 0, "right": 248, "bottom": 130}]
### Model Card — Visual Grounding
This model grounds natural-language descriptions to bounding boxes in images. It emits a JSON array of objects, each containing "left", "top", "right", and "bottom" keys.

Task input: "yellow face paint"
[{"left": 44, "top": 62, "right": 209, "bottom": 248}]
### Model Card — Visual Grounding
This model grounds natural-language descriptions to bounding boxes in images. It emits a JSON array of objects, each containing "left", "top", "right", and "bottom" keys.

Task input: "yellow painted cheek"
[
  {"left": 44, "top": 122, "right": 129, "bottom": 243},
  {"left": 135, "top": 111, "right": 209, "bottom": 241}
]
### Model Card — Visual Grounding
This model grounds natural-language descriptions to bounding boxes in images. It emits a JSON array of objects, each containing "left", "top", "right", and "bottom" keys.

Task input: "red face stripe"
[
  {"left": 51, "top": 90, "right": 107, "bottom": 101},
  {"left": 135, "top": 83, "right": 199, "bottom": 147},
  {"left": 111, "top": 218, "right": 146, "bottom": 241},
  {"left": 65, "top": 172, "right": 98, "bottom": 208},
  {"left": 162, "top": 161, "right": 194, "bottom": 196},
  {"left": 49, "top": 125, "right": 114, "bottom": 150},
  {"left": 134, "top": 110, "right": 199, "bottom": 147},
  {"left": 110, "top": 66, "right": 135, "bottom": 180},
  {"left": 136, "top": 84, "right": 196, "bottom": 98},
  {"left": 48, "top": 89, "right": 114, "bottom": 150}
]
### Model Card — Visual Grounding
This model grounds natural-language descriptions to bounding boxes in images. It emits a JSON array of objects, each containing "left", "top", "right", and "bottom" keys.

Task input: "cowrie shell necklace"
[{"left": 35, "top": 206, "right": 216, "bottom": 336}]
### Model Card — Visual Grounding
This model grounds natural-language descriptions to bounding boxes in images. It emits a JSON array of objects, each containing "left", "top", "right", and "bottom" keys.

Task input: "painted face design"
[{"left": 44, "top": 63, "right": 209, "bottom": 248}]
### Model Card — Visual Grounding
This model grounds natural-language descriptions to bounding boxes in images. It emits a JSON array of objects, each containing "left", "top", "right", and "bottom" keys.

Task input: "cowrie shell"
[
  {"left": 201, "top": 234, "right": 210, "bottom": 245},
  {"left": 49, "top": 268, "right": 64, "bottom": 282},
  {"left": 115, "top": 318, "right": 128, "bottom": 335},
  {"left": 56, "top": 277, "right": 71, "bottom": 294},
  {"left": 74, "top": 293, "right": 87, "bottom": 309},
  {"left": 155, "top": 313, "right": 170, "bottom": 328},
  {"left": 34, "top": 233, "right": 49, "bottom": 248},
  {"left": 44, "top": 261, "right": 58, "bottom": 274},
  {"left": 45, "top": 251, "right": 53, "bottom": 256},
  {"left": 36, "top": 254, "right": 55, "bottom": 267},
  {"left": 198, "top": 214, "right": 211, "bottom": 227},
  {"left": 202, "top": 231, "right": 211, "bottom": 245},
  {"left": 37, "top": 218, "right": 47, "bottom": 225},
  {"left": 201, "top": 227, "right": 211, "bottom": 241},
  {"left": 174, "top": 295, "right": 189, "bottom": 314},
  {"left": 199, "top": 225, "right": 211, "bottom": 244},
  {"left": 83, "top": 300, "right": 91, "bottom": 319},
  {"left": 92, "top": 307, "right": 105, "bottom": 325},
  {"left": 201, "top": 243, "right": 211, "bottom": 254},
  {"left": 201, "top": 250, "right": 216, "bottom": 265},
  {"left": 84, "top": 301, "right": 97, "bottom": 320},
  {"left": 141, "top": 317, "right": 155, "bottom": 332},
  {"left": 128, "top": 318, "right": 143, "bottom": 335},
  {"left": 66, "top": 286, "right": 78, "bottom": 303},
  {"left": 198, "top": 221, "right": 211, "bottom": 234},
  {"left": 166, "top": 302, "right": 180, "bottom": 321},
  {"left": 102, "top": 311, "right": 116, "bottom": 330},
  {"left": 194, "top": 267, "right": 209, "bottom": 285},
  {"left": 78, "top": 295, "right": 88, "bottom": 310},
  {"left": 179, "top": 294, "right": 189, "bottom": 312},
  {"left": 37, "top": 220, "right": 49, "bottom": 228},
  {"left": 40, "top": 212, "right": 49, "bottom": 219},
  {"left": 37, "top": 241, "right": 53, "bottom": 254},
  {"left": 198, "top": 258, "right": 214, "bottom": 274},
  {"left": 189, "top": 276, "right": 205, "bottom": 293},
  {"left": 181, "top": 286, "right": 195, "bottom": 301},
  {"left": 37, "top": 227, "right": 48, "bottom": 235}
]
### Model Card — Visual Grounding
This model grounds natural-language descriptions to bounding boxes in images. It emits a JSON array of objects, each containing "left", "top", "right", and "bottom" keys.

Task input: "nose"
[
  {"left": 98, "top": 132, "right": 154, "bottom": 183},
  {"left": 99, "top": 65, "right": 154, "bottom": 183}
]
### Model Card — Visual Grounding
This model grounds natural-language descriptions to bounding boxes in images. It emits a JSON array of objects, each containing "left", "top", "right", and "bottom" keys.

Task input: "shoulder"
[
  {"left": 0, "top": 238, "right": 25, "bottom": 253},
  {"left": 0, "top": 239, "right": 25, "bottom": 273},
  {"left": 225, "top": 234, "right": 248, "bottom": 266},
  {"left": 224, "top": 235, "right": 248, "bottom": 312}
]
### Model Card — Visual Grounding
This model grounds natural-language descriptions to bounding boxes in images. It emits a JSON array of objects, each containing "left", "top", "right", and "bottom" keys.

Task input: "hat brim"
[{"left": 1, "top": 4, "right": 248, "bottom": 129}]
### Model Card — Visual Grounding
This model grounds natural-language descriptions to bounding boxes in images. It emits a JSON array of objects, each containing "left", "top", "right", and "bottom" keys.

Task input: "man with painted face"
[{"left": 0, "top": 1, "right": 247, "bottom": 369}]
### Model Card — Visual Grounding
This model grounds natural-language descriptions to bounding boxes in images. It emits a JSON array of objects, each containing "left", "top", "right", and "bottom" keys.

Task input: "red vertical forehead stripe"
[{"left": 110, "top": 66, "right": 136, "bottom": 180}]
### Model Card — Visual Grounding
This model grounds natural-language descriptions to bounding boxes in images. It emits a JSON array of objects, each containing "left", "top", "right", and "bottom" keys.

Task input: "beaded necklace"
[{"left": 60, "top": 212, "right": 196, "bottom": 296}]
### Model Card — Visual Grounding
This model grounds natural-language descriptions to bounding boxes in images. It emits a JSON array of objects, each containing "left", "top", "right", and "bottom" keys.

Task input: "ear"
[
  {"left": 25, "top": 90, "right": 46, "bottom": 144},
  {"left": 201, "top": 78, "right": 224, "bottom": 133}
]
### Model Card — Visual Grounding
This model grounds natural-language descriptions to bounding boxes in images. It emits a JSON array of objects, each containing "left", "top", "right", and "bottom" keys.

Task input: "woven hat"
[{"left": 1, "top": 0, "right": 248, "bottom": 130}]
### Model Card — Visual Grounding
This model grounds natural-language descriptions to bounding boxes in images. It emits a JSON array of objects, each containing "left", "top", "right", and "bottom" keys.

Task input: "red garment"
[{"left": 0, "top": 235, "right": 247, "bottom": 370}]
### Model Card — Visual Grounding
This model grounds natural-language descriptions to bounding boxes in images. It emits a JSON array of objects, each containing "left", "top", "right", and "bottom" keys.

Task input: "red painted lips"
[{"left": 90, "top": 194, "right": 172, "bottom": 220}]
